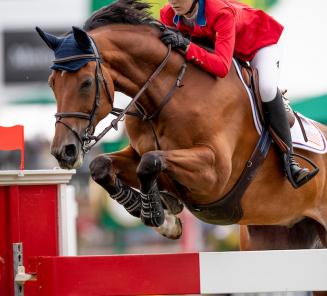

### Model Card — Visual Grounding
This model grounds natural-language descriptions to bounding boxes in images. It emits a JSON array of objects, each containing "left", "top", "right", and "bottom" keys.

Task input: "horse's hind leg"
[
  {"left": 240, "top": 218, "right": 323, "bottom": 251},
  {"left": 240, "top": 220, "right": 327, "bottom": 295},
  {"left": 317, "top": 224, "right": 327, "bottom": 247}
]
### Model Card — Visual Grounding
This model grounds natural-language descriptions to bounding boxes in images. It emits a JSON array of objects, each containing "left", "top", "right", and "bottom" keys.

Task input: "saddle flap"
[
  {"left": 233, "top": 59, "right": 327, "bottom": 155},
  {"left": 238, "top": 62, "right": 296, "bottom": 128}
]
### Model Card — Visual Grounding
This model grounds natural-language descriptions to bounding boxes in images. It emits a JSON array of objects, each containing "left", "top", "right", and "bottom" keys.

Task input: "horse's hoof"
[
  {"left": 160, "top": 191, "right": 184, "bottom": 215},
  {"left": 166, "top": 217, "right": 182, "bottom": 239},
  {"left": 155, "top": 211, "right": 183, "bottom": 239}
]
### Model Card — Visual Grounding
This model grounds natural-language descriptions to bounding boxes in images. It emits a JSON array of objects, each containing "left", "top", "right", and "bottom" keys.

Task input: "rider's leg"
[{"left": 250, "top": 44, "right": 316, "bottom": 188}]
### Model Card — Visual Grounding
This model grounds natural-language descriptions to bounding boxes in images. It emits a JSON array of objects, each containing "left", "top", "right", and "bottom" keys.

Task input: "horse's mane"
[{"left": 84, "top": 0, "right": 155, "bottom": 31}]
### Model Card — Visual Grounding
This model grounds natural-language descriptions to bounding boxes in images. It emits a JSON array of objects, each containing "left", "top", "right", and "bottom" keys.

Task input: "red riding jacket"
[{"left": 160, "top": 0, "right": 284, "bottom": 77}]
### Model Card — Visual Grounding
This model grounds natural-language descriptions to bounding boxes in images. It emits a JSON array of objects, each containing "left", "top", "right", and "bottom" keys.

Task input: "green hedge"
[{"left": 91, "top": 0, "right": 278, "bottom": 18}]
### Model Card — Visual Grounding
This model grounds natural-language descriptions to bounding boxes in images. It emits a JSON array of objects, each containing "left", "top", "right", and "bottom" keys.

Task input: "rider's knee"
[{"left": 259, "top": 83, "right": 278, "bottom": 102}]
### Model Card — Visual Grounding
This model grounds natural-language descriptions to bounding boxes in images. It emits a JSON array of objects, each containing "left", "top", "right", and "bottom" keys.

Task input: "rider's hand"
[{"left": 160, "top": 29, "right": 190, "bottom": 53}]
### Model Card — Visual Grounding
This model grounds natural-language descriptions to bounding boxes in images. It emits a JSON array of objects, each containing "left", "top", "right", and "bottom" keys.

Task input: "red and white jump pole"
[{"left": 1, "top": 170, "right": 327, "bottom": 296}]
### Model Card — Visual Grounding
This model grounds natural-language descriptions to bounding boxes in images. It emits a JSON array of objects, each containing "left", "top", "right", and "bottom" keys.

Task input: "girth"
[
  {"left": 184, "top": 128, "right": 271, "bottom": 225},
  {"left": 181, "top": 59, "right": 273, "bottom": 225}
]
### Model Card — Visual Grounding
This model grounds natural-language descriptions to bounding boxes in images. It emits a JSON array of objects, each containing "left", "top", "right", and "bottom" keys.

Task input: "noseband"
[{"left": 54, "top": 32, "right": 187, "bottom": 154}]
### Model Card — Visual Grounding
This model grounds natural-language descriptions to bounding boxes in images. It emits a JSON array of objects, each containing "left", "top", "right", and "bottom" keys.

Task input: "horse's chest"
[
  {"left": 132, "top": 136, "right": 157, "bottom": 155},
  {"left": 125, "top": 120, "right": 178, "bottom": 155},
  {"left": 126, "top": 123, "right": 159, "bottom": 154}
]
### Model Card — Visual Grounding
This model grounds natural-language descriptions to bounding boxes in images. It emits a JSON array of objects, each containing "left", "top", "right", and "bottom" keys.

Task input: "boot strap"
[{"left": 268, "top": 126, "right": 290, "bottom": 153}]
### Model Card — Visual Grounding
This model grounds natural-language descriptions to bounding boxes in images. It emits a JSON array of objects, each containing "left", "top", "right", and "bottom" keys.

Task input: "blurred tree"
[
  {"left": 242, "top": 0, "right": 278, "bottom": 10},
  {"left": 91, "top": 0, "right": 166, "bottom": 17},
  {"left": 149, "top": 0, "right": 167, "bottom": 18},
  {"left": 91, "top": 0, "right": 115, "bottom": 12}
]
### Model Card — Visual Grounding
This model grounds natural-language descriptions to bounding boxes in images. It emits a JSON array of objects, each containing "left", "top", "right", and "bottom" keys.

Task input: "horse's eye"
[{"left": 80, "top": 79, "right": 93, "bottom": 90}]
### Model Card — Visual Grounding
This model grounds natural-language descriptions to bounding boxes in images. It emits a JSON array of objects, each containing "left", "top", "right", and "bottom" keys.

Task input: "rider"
[{"left": 160, "top": 0, "right": 317, "bottom": 188}]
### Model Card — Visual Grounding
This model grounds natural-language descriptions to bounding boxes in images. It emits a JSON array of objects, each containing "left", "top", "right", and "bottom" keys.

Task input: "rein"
[{"left": 54, "top": 32, "right": 187, "bottom": 153}]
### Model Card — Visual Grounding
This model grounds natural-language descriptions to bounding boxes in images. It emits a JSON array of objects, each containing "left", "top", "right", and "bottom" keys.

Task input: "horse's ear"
[
  {"left": 35, "top": 27, "right": 61, "bottom": 51},
  {"left": 72, "top": 26, "right": 91, "bottom": 50}
]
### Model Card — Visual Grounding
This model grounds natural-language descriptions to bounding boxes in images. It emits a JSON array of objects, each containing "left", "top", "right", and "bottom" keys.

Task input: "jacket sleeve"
[
  {"left": 185, "top": 8, "right": 236, "bottom": 77},
  {"left": 160, "top": 6, "right": 176, "bottom": 27}
]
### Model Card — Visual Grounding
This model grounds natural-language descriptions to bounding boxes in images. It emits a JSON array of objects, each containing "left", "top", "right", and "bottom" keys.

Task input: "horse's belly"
[{"left": 182, "top": 195, "right": 243, "bottom": 226}]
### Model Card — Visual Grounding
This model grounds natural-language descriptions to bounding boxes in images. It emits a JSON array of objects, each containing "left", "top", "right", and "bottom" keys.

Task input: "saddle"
[{"left": 238, "top": 61, "right": 326, "bottom": 155}]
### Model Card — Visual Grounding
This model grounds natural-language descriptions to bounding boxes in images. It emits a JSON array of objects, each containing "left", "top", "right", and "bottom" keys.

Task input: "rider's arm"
[{"left": 186, "top": 8, "right": 236, "bottom": 78}]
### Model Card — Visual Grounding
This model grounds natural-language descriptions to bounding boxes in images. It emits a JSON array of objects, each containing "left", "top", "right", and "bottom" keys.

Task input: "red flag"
[{"left": 0, "top": 125, "right": 25, "bottom": 170}]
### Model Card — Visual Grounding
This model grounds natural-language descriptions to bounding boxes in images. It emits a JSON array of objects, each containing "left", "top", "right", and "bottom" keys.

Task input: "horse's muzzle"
[{"left": 51, "top": 143, "right": 83, "bottom": 169}]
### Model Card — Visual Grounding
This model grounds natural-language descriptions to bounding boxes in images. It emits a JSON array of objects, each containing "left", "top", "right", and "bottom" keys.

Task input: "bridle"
[
  {"left": 54, "top": 31, "right": 187, "bottom": 154},
  {"left": 54, "top": 36, "right": 114, "bottom": 153}
]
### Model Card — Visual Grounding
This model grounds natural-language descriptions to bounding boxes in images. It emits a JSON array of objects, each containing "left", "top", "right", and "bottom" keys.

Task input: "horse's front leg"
[
  {"left": 89, "top": 145, "right": 142, "bottom": 218},
  {"left": 137, "top": 146, "right": 219, "bottom": 227},
  {"left": 89, "top": 145, "right": 183, "bottom": 239}
]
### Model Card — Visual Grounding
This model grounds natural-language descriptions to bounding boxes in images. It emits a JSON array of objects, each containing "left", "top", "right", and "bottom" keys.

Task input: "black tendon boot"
[
  {"left": 263, "top": 90, "right": 318, "bottom": 188},
  {"left": 140, "top": 183, "right": 165, "bottom": 227},
  {"left": 111, "top": 178, "right": 141, "bottom": 218}
]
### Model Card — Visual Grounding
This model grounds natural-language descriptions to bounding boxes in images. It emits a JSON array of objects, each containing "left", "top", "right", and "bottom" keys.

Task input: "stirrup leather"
[{"left": 283, "top": 152, "right": 319, "bottom": 189}]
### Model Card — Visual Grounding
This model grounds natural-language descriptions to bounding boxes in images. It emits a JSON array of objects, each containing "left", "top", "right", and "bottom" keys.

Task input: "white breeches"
[{"left": 250, "top": 43, "right": 281, "bottom": 102}]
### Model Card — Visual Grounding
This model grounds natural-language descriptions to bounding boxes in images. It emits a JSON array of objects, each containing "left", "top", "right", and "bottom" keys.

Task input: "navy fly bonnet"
[{"left": 35, "top": 26, "right": 97, "bottom": 72}]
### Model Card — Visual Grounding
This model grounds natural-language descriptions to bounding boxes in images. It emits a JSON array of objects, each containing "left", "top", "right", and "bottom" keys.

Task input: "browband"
[{"left": 53, "top": 54, "right": 98, "bottom": 63}]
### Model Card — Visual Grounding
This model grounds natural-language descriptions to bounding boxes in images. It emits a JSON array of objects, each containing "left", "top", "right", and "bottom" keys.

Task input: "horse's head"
[{"left": 36, "top": 27, "right": 114, "bottom": 169}]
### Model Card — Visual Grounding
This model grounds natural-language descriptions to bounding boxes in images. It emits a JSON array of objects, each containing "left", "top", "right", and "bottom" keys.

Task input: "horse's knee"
[
  {"left": 89, "top": 155, "right": 114, "bottom": 186},
  {"left": 137, "top": 152, "right": 166, "bottom": 192},
  {"left": 137, "top": 152, "right": 164, "bottom": 179}
]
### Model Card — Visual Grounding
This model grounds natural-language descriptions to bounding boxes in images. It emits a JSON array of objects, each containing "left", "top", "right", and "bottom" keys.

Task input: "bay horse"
[{"left": 37, "top": 0, "right": 327, "bottom": 256}]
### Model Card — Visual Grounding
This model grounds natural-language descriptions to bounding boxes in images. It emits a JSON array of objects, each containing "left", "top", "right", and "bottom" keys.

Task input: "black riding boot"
[{"left": 263, "top": 90, "right": 317, "bottom": 188}]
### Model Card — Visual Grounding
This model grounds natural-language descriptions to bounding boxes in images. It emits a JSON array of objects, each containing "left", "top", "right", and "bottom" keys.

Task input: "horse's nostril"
[{"left": 64, "top": 144, "right": 77, "bottom": 158}]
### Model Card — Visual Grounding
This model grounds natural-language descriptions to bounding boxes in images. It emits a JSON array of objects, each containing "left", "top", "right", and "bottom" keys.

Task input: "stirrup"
[{"left": 283, "top": 152, "right": 319, "bottom": 189}]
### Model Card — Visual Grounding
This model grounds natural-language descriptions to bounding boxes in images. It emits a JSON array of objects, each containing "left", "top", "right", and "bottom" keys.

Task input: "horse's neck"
[
  {"left": 97, "top": 26, "right": 254, "bottom": 155},
  {"left": 96, "top": 25, "right": 186, "bottom": 113}
]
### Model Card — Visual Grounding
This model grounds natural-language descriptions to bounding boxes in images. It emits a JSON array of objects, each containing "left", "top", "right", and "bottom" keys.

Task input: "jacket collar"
[{"left": 173, "top": 0, "right": 206, "bottom": 27}]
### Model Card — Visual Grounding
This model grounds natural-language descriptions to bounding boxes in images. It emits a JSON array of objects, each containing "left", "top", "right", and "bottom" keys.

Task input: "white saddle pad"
[{"left": 233, "top": 59, "right": 327, "bottom": 155}]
